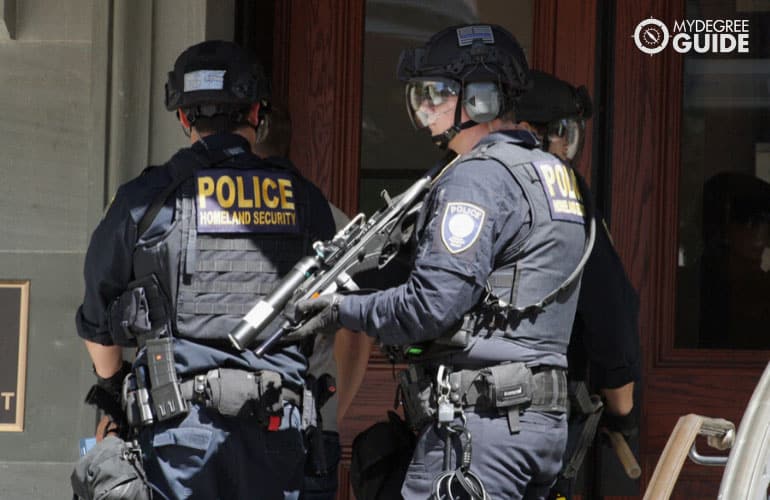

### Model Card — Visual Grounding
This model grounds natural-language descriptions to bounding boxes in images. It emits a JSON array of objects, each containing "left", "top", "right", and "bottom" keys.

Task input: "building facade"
[{"left": 1, "top": 1, "right": 768, "bottom": 498}]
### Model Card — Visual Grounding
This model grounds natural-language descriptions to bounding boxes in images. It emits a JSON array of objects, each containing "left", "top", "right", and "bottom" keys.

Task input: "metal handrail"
[
  {"left": 643, "top": 414, "right": 735, "bottom": 500},
  {"left": 717, "top": 361, "right": 770, "bottom": 499},
  {"left": 688, "top": 441, "right": 730, "bottom": 466}
]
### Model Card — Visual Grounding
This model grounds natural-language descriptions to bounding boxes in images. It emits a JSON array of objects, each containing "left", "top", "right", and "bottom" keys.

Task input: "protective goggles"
[
  {"left": 405, "top": 79, "right": 461, "bottom": 129},
  {"left": 546, "top": 118, "right": 586, "bottom": 161}
]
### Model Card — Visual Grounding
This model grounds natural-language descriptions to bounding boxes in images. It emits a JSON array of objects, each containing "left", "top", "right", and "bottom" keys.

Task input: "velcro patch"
[
  {"left": 456, "top": 25, "right": 495, "bottom": 46},
  {"left": 184, "top": 70, "right": 226, "bottom": 91},
  {"left": 441, "top": 202, "right": 486, "bottom": 254},
  {"left": 532, "top": 161, "right": 586, "bottom": 224},
  {"left": 195, "top": 168, "right": 299, "bottom": 234}
]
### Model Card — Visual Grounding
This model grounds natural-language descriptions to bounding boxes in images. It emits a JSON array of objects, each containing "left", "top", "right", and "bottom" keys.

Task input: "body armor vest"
[
  {"left": 132, "top": 148, "right": 311, "bottom": 346},
  {"left": 431, "top": 140, "right": 590, "bottom": 359}
]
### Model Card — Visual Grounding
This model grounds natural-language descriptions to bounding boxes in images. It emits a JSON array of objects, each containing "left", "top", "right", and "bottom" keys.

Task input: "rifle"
[{"left": 228, "top": 154, "right": 459, "bottom": 356}]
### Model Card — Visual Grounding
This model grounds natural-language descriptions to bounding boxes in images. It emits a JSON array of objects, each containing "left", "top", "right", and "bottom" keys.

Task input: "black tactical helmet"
[
  {"left": 517, "top": 71, "right": 593, "bottom": 162},
  {"left": 397, "top": 24, "right": 530, "bottom": 109},
  {"left": 164, "top": 40, "right": 269, "bottom": 112},
  {"left": 516, "top": 70, "right": 592, "bottom": 124},
  {"left": 397, "top": 24, "right": 531, "bottom": 149}
]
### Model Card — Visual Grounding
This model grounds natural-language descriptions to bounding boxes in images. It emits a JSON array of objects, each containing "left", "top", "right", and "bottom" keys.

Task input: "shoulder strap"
[
  {"left": 136, "top": 142, "right": 251, "bottom": 237},
  {"left": 486, "top": 163, "right": 597, "bottom": 319},
  {"left": 525, "top": 170, "right": 596, "bottom": 311},
  {"left": 136, "top": 150, "right": 205, "bottom": 237}
]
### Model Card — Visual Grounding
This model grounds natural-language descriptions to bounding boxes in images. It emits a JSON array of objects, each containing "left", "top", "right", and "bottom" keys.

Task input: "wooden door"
[
  {"left": 530, "top": 0, "right": 770, "bottom": 497},
  {"left": 610, "top": 0, "right": 770, "bottom": 497}
]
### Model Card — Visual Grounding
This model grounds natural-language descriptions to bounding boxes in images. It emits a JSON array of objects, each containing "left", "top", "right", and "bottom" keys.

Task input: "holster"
[
  {"left": 559, "top": 381, "right": 604, "bottom": 480},
  {"left": 397, "top": 365, "right": 436, "bottom": 432},
  {"left": 107, "top": 274, "right": 170, "bottom": 346},
  {"left": 350, "top": 411, "right": 416, "bottom": 500},
  {"left": 303, "top": 373, "right": 339, "bottom": 476}
]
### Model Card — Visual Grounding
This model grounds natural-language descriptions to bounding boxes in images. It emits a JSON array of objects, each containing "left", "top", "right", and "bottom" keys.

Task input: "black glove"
[
  {"left": 602, "top": 408, "right": 639, "bottom": 439},
  {"left": 291, "top": 294, "right": 343, "bottom": 338},
  {"left": 85, "top": 361, "right": 132, "bottom": 433}
]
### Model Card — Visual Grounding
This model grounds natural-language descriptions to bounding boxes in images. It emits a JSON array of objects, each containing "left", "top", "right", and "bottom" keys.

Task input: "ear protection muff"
[
  {"left": 463, "top": 82, "right": 502, "bottom": 123},
  {"left": 254, "top": 106, "right": 270, "bottom": 144}
]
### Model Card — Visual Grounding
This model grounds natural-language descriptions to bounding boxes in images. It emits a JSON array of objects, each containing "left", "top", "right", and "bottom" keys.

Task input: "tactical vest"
[
  {"left": 432, "top": 140, "right": 592, "bottom": 358},
  {"left": 131, "top": 147, "right": 311, "bottom": 346}
]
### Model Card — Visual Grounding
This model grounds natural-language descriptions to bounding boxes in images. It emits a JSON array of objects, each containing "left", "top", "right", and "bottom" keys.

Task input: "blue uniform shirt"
[{"left": 76, "top": 134, "right": 335, "bottom": 385}]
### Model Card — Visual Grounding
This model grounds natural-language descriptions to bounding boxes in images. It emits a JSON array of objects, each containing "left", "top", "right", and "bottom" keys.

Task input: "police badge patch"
[{"left": 441, "top": 202, "right": 486, "bottom": 254}]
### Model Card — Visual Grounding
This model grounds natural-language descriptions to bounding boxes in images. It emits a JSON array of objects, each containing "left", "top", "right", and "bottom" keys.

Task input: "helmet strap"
[
  {"left": 430, "top": 89, "right": 478, "bottom": 150},
  {"left": 176, "top": 109, "right": 193, "bottom": 138},
  {"left": 431, "top": 126, "right": 459, "bottom": 150},
  {"left": 541, "top": 134, "right": 550, "bottom": 153}
]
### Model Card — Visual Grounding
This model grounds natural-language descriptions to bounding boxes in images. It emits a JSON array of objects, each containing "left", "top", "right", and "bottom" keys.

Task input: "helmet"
[
  {"left": 397, "top": 24, "right": 530, "bottom": 148},
  {"left": 517, "top": 71, "right": 592, "bottom": 162},
  {"left": 164, "top": 40, "right": 269, "bottom": 113},
  {"left": 516, "top": 70, "right": 592, "bottom": 124}
]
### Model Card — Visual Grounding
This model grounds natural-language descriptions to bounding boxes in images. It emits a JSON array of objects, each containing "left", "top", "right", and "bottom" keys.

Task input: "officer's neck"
[
  {"left": 189, "top": 126, "right": 257, "bottom": 153},
  {"left": 449, "top": 119, "right": 521, "bottom": 154}
]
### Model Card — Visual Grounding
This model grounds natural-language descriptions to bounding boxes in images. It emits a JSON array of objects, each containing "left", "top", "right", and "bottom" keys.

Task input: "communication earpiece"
[{"left": 463, "top": 82, "right": 502, "bottom": 123}]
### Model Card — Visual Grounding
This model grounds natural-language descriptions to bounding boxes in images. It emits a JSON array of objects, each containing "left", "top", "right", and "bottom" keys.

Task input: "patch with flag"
[
  {"left": 456, "top": 25, "right": 495, "bottom": 46},
  {"left": 440, "top": 202, "right": 486, "bottom": 254}
]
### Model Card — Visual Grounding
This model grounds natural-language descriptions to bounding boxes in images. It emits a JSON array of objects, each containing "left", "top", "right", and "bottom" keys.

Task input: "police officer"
[
  {"left": 517, "top": 70, "right": 640, "bottom": 424},
  {"left": 75, "top": 40, "right": 335, "bottom": 499},
  {"left": 517, "top": 71, "right": 641, "bottom": 499},
  {"left": 293, "top": 24, "right": 594, "bottom": 499},
  {"left": 516, "top": 70, "right": 592, "bottom": 165}
]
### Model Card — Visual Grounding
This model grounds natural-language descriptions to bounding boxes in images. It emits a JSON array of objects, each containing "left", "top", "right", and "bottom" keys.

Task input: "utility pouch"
[
  {"left": 146, "top": 338, "right": 187, "bottom": 422},
  {"left": 205, "top": 368, "right": 283, "bottom": 419},
  {"left": 486, "top": 362, "right": 533, "bottom": 434},
  {"left": 487, "top": 362, "right": 534, "bottom": 410},
  {"left": 122, "top": 367, "right": 154, "bottom": 428},
  {"left": 397, "top": 365, "right": 435, "bottom": 431},
  {"left": 108, "top": 274, "right": 169, "bottom": 346}
]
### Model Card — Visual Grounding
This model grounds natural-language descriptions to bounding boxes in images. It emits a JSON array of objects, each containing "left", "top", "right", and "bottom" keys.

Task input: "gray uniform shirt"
[{"left": 338, "top": 130, "right": 584, "bottom": 369}]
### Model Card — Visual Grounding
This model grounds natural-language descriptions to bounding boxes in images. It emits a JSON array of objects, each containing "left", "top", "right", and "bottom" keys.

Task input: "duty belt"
[
  {"left": 123, "top": 368, "right": 306, "bottom": 431},
  {"left": 398, "top": 362, "right": 568, "bottom": 434}
]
